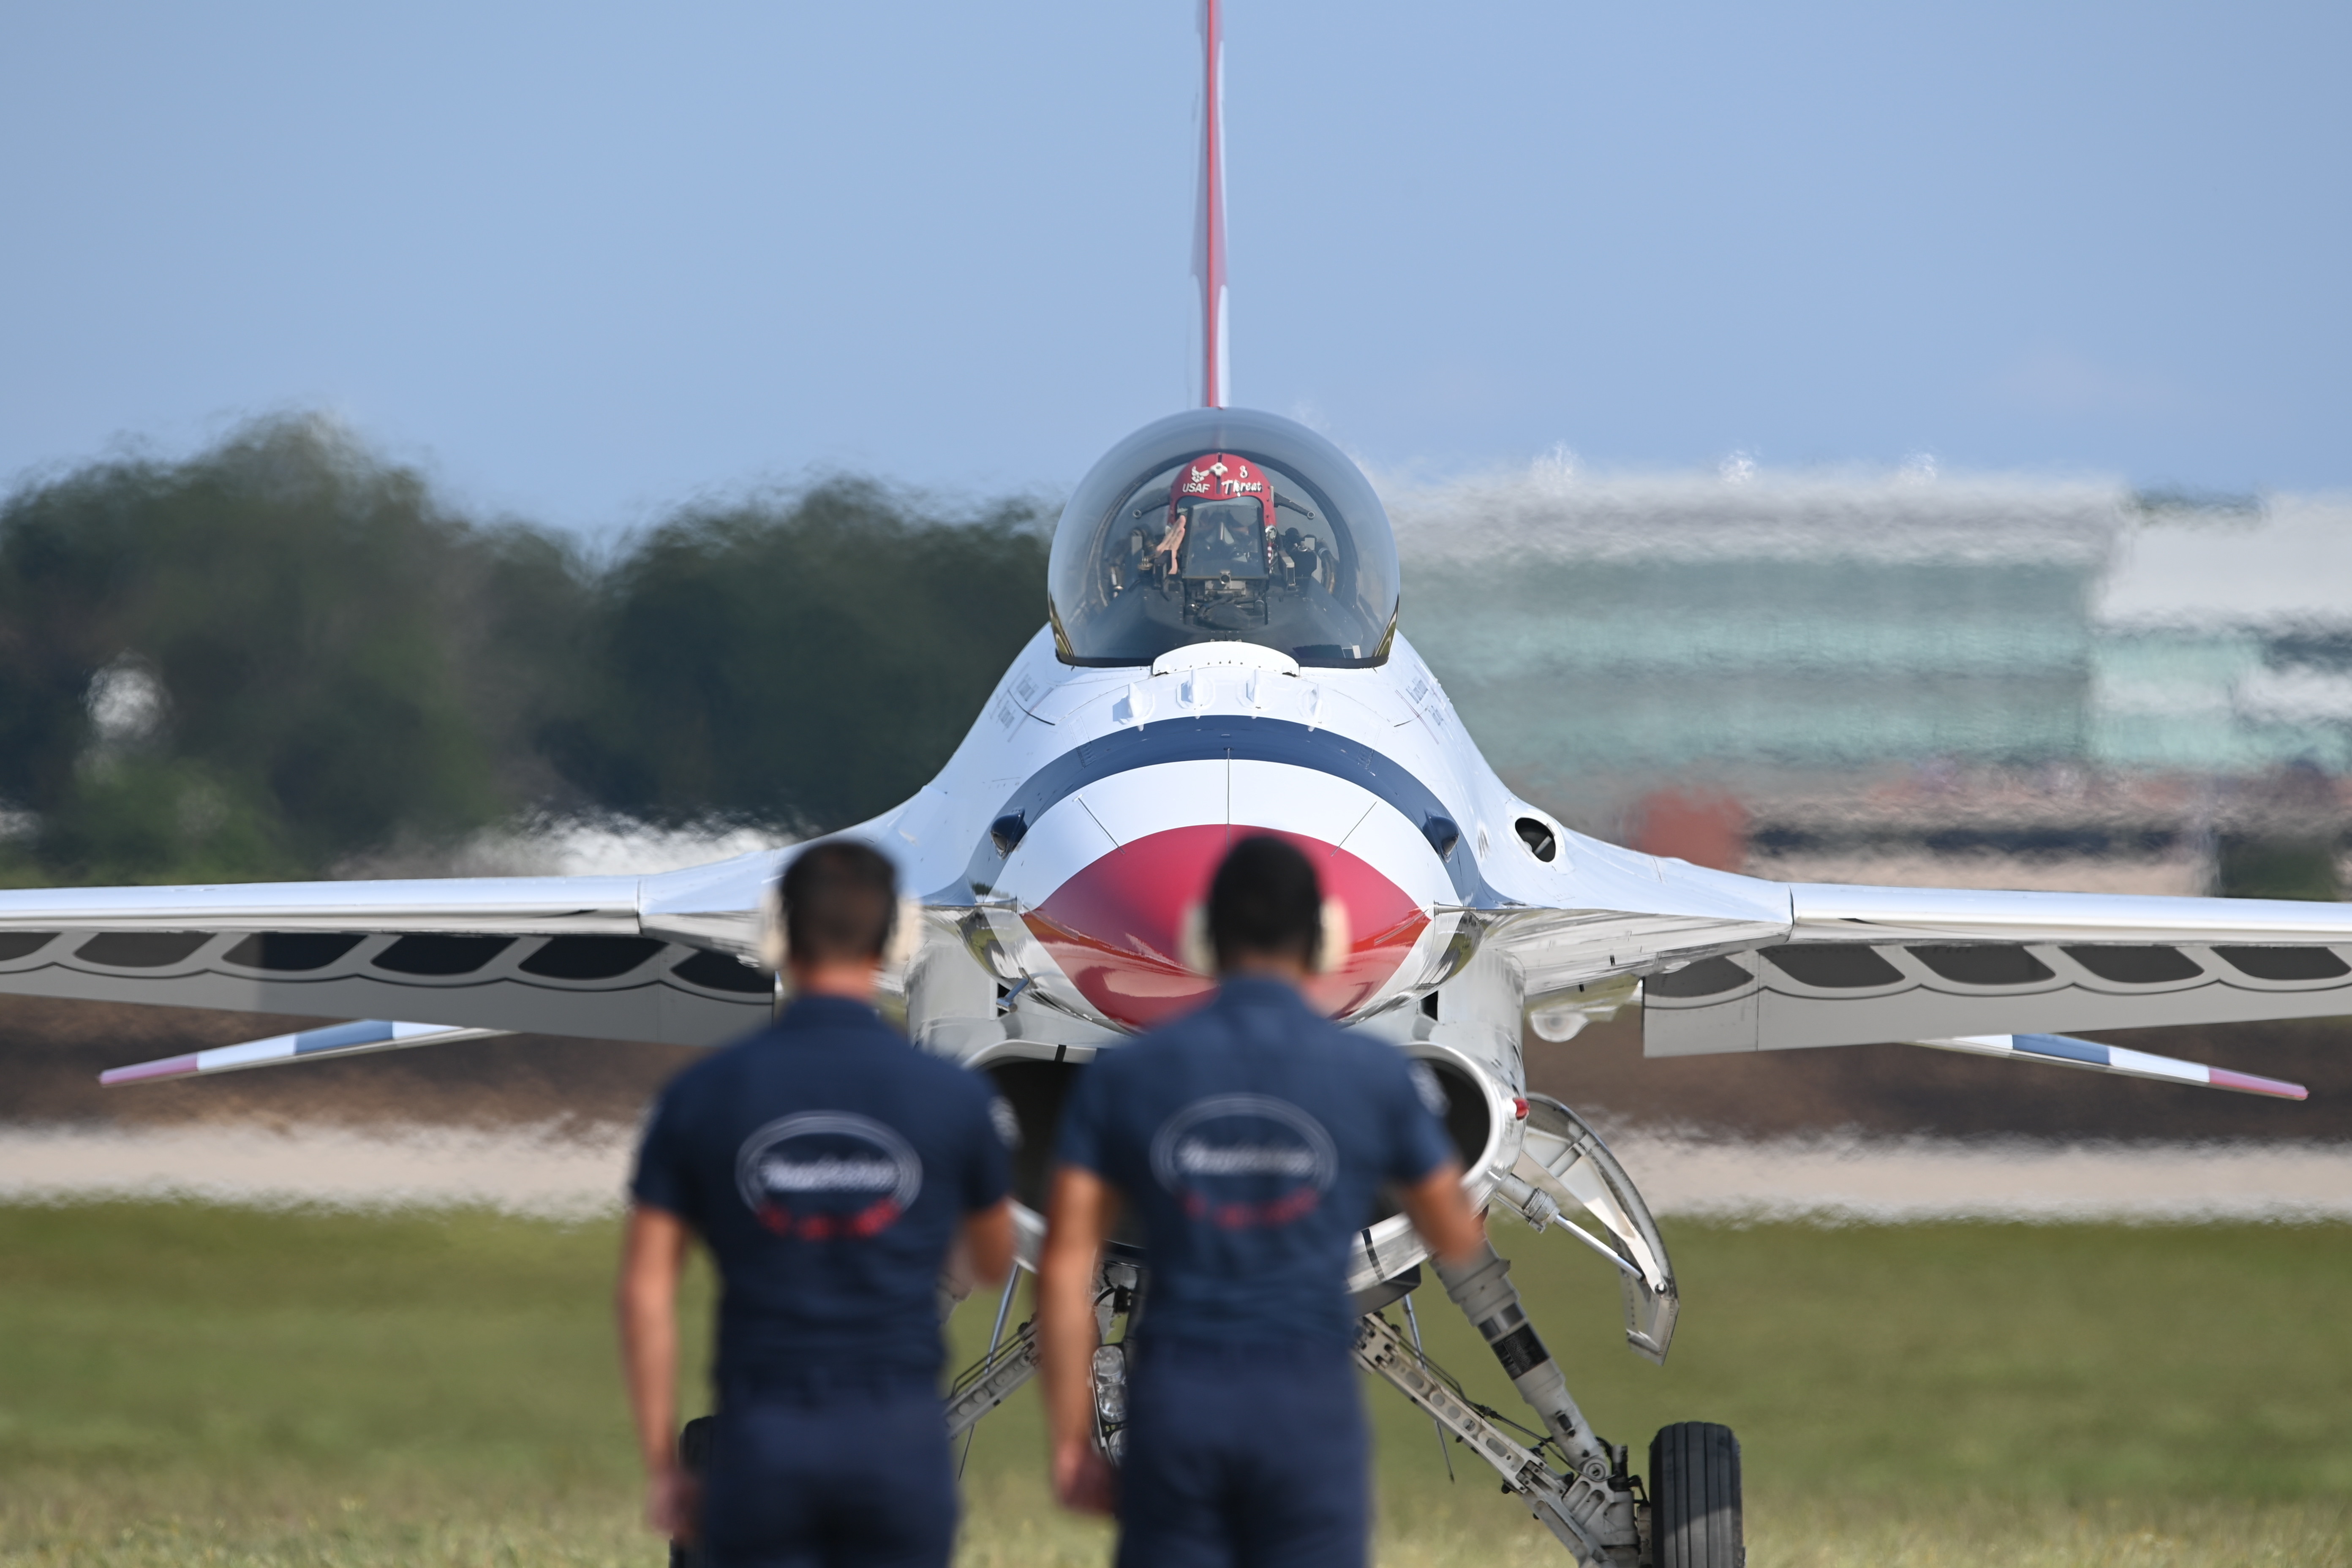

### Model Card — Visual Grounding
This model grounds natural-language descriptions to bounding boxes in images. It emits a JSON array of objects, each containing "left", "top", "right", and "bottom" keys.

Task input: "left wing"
[
  {"left": 1643, "top": 882, "right": 2352, "bottom": 1057},
  {"left": 1470, "top": 831, "right": 2348, "bottom": 1092}
]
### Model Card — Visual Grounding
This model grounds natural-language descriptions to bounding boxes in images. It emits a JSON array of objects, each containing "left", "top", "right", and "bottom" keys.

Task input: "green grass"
[{"left": 1, "top": 1202, "right": 2347, "bottom": 1565}]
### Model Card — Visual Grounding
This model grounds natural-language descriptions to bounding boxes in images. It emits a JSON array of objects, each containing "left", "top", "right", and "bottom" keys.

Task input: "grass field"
[{"left": 1, "top": 1202, "right": 2346, "bottom": 1566}]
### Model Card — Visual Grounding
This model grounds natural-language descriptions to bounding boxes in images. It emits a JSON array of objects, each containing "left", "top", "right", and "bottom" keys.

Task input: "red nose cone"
[{"left": 1026, "top": 825, "right": 1428, "bottom": 1030}]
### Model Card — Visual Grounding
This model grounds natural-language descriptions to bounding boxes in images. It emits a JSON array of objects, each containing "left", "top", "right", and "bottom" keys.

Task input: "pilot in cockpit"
[
  {"left": 1137, "top": 453, "right": 1316, "bottom": 584},
  {"left": 1154, "top": 453, "right": 1263, "bottom": 577},
  {"left": 1148, "top": 512, "right": 1184, "bottom": 575},
  {"left": 1058, "top": 411, "right": 1398, "bottom": 670}
]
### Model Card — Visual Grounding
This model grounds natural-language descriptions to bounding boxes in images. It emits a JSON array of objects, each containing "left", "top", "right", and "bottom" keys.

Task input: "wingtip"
[
  {"left": 2209, "top": 1067, "right": 2310, "bottom": 1101},
  {"left": 99, "top": 1053, "right": 201, "bottom": 1086}
]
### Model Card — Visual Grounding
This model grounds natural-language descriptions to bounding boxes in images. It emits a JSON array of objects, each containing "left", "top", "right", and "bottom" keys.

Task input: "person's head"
[
  {"left": 1206, "top": 835, "right": 1329, "bottom": 978},
  {"left": 776, "top": 840, "right": 898, "bottom": 994}
]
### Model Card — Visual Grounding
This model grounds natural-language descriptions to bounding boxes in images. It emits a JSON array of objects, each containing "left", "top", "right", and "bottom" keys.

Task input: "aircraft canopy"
[{"left": 1048, "top": 408, "right": 1400, "bottom": 668}]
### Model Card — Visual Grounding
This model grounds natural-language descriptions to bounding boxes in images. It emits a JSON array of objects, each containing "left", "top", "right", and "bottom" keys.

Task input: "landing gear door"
[{"left": 1513, "top": 1093, "right": 1680, "bottom": 1365}]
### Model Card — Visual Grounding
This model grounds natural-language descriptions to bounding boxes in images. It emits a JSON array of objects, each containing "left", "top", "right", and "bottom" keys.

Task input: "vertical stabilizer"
[{"left": 1195, "top": 0, "right": 1229, "bottom": 408}]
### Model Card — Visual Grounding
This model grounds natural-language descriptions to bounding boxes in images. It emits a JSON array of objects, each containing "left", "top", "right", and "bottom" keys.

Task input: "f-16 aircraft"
[{"left": 34, "top": 5, "right": 2333, "bottom": 1565}]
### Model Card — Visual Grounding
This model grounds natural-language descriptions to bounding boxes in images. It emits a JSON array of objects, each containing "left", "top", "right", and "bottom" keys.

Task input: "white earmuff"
[
  {"left": 1178, "top": 903, "right": 1217, "bottom": 976},
  {"left": 1312, "top": 897, "right": 1352, "bottom": 975},
  {"left": 759, "top": 884, "right": 789, "bottom": 974},
  {"left": 883, "top": 895, "right": 924, "bottom": 975}
]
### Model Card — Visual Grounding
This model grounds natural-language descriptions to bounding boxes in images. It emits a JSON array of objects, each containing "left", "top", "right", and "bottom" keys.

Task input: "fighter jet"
[{"left": 36, "top": 4, "right": 2335, "bottom": 1564}]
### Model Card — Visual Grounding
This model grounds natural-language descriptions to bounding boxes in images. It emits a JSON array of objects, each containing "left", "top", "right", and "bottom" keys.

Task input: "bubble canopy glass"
[{"left": 1048, "top": 408, "right": 1401, "bottom": 669}]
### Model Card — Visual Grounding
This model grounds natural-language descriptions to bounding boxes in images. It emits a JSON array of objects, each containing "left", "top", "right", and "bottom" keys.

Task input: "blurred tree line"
[{"left": 0, "top": 417, "right": 1052, "bottom": 885}]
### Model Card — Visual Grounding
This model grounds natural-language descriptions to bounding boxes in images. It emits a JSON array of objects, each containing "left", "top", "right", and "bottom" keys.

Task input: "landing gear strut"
[
  {"left": 936, "top": 1245, "right": 1741, "bottom": 1567},
  {"left": 1352, "top": 1307, "right": 1639, "bottom": 1563},
  {"left": 1355, "top": 1290, "right": 1745, "bottom": 1567}
]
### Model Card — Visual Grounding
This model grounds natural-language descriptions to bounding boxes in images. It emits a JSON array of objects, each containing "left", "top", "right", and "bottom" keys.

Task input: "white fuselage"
[{"left": 874, "top": 625, "right": 1581, "bottom": 1282}]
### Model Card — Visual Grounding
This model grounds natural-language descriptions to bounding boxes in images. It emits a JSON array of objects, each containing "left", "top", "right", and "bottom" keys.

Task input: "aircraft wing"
[
  {"left": 0, "top": 849, "right": 788, "bottom": 1049},
  {"left": 1639, "top": 881, "right": 2352, "bottom": 1056}
]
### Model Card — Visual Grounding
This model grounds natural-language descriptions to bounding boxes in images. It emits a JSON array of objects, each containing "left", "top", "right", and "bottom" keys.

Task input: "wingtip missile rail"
[
  {"left": 100, "top": 1019, "right": 513, "bottom": 1086},
  {"left": 1909, "top": 1031, "right": 2307, "bottom": 1100}
]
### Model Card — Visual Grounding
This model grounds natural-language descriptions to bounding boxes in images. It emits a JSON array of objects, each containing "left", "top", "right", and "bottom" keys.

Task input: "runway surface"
[{"left": 2, "top": 1121, "right": 2346, "bottom": 1222}]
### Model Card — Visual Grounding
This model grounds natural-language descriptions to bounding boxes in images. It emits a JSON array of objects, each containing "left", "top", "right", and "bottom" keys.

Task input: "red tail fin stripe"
[{"left": 1197, "top": 0, "right": 1227, "bottom": 407}]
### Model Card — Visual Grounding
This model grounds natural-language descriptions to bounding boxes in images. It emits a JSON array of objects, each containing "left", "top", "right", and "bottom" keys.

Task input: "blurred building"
[{"left": 1391, "top": 469, "right": 2352, "bottom": 895}]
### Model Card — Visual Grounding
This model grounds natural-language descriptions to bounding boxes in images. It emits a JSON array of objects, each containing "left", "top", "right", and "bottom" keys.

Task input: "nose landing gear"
[
  {"left": 1353, "top": 1093, "right": 1743, "bottom": 1565},
  {"left": 1649, "top": 1422, "right": 1745, "bottom": 1568},
  {"left": 928, "top": 1103, "right": 1742, "bottom": 1567}
]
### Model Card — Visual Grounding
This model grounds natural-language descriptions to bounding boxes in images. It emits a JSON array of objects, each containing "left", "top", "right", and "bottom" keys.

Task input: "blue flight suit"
[
  {"left": 1056, "top": 975, "right": 1455, "bottom": 1568},
  {"left": 633, "top": 994, "right": 1011, "bottom": 1568}
]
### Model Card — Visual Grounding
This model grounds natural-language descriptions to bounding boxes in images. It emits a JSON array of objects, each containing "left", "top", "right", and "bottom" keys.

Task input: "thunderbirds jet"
[{"left": 37, "top": 4, "right": 2330, "bottom": 1563}]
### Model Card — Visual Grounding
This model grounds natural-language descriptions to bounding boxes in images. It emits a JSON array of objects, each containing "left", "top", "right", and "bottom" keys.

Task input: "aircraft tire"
[{"left": 1647, "top": 1421, "right": 1743, "bottom": 1568}]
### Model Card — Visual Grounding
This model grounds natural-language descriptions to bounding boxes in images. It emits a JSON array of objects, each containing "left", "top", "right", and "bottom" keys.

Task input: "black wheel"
[{"left": 1648, "top": 1421, "right": 1743, "bottom": 1568}]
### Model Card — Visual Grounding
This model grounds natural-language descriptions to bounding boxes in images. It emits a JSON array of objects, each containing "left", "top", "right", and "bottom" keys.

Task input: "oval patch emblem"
[{"left": 735, "top": 1111, "right": 923, "bottom": 1241}]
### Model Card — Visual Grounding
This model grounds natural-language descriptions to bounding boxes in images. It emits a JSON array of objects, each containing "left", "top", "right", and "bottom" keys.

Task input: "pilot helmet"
[{"left": 1167, "top": 452, "right": 1276, "bottom": 536}]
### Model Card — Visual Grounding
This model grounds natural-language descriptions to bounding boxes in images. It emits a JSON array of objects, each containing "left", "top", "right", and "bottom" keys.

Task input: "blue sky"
[{"left": 2, "top": 2, "right": 2344, "bottom": 532}]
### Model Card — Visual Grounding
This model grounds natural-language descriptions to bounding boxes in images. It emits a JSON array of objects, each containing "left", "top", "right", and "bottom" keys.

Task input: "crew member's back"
[
  {"left": 1038, "top": 835, "right": 1485, "bottom": 1568},
  {"left": 618, "top": 841, "right": 1014, "bottom": 1568},
  {"left": 638, "top": 1002, "right": 1004, "bottom": 1394},
  {"left": 1057, "top": 975, "right": 1451, "bottom": 1348}
]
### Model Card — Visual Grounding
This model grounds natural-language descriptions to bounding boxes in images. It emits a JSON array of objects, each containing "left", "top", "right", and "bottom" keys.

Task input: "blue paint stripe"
[
  {"left": 2012, "top": 1033, "right": 2109, "bottom": 1067},
  {"left": 961, "top": 715, "right": 1488, "bottom": 902},
  {"left": 294, "top": 1020, "right": 399, "bottom": 1055}
]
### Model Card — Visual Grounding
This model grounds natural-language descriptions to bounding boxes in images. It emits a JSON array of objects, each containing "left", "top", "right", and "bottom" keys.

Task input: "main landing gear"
[
  {"left": 1353, "top": 1250, "right": 1742, "bottom": 1566},
  {"left": 930, "top": 1101, "right": 1744, "bottom": 1567}
]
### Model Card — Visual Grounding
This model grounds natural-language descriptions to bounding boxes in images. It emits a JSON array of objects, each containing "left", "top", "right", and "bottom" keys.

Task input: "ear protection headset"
[
  {"left": 1179, "top": 898, "right": 1351, "bottom": 977},
  {"left": 759, "top": 884, "right": 789, "bottom": 974}
]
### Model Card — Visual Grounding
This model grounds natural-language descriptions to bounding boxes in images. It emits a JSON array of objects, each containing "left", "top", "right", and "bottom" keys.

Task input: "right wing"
[{"left": 0, "top": 850, "right": 786, "bottom": 1048}]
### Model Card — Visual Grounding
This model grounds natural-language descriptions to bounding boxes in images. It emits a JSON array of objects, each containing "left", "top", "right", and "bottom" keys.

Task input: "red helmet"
[
  {"left": 1169, "top": 452, "right": 1275, "bottom": 529},
  {"left": 1152, "top": 454, "right": 1270, "bottom": 576}
]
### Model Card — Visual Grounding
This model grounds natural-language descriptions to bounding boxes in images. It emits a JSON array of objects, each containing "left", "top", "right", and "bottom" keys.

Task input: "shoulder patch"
[
  {"left": 1408, "top": 1060, "right": 1450, "bottom": 1118},
  {"left": 989, "top": 1095, "right": 1022, "bottom": 1151}
]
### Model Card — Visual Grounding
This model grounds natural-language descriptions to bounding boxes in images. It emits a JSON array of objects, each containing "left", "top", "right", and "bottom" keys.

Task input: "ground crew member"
[
  {"left": 618, "top": 840, "right": 1015, "bottom": 1568},
  {"left": 1037, "top": 835, "right": 1485, "bottom": 1568}
]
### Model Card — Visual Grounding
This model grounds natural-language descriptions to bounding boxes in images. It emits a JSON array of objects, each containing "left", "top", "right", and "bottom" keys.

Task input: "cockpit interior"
[{"left": 1048, "top": 408, "right": 1401, "bottom": 668}]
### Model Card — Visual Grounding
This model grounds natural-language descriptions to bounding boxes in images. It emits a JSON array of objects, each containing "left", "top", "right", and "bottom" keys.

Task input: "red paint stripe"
[
  {"left": 1199, "top": 0, "right": 1225, "bottom": 407},
  {"left": 99, "top": 1053, "right": 201, "bottom": 1086},
  {"left": 2208, "top": 1067, "right": 2309, "bottom": 1100}
]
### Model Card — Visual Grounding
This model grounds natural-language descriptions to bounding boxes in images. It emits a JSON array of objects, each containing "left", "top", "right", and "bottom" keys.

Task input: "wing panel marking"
[
  {"left": 0, "top": 932, "right": 57, "bottom": 962},
  {"left": 1759, "top": 945, "right": 1902, "bottom": 989},
  {"left": 221, "top": 932, "right": 367, "bottom": 972},
  {"left": 520, "top": 935, "right": 666, "bottom": 980},
  {"left": 2060, "top": 945, "right": 2204, "bottom": 985},
  {"left": 76, "top": 931, "right": 210, "bottom": 968},
  {"left": 671, "top": 948, "right": 773, "bottom": 996},
  {"left": 373, "top": 934, "right": 516, "bottom": 976},
  {"left": 2213, "top": 946, "right": 2352, "bottom": 982},
  {"left": 1643, "top": 956, "right": 1752, "bottom": 999},
  {"left": 1908, "top": 944, "right": 2057, "bottom": 986}
]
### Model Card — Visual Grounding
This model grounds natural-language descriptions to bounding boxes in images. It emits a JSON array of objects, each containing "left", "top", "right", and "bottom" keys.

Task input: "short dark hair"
[
  {"left": 779, "top": 841, "right": 898, "bottom": 964},
  {"left": 1207, "top": 835, "right": 1323, "bottom": 969}
]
